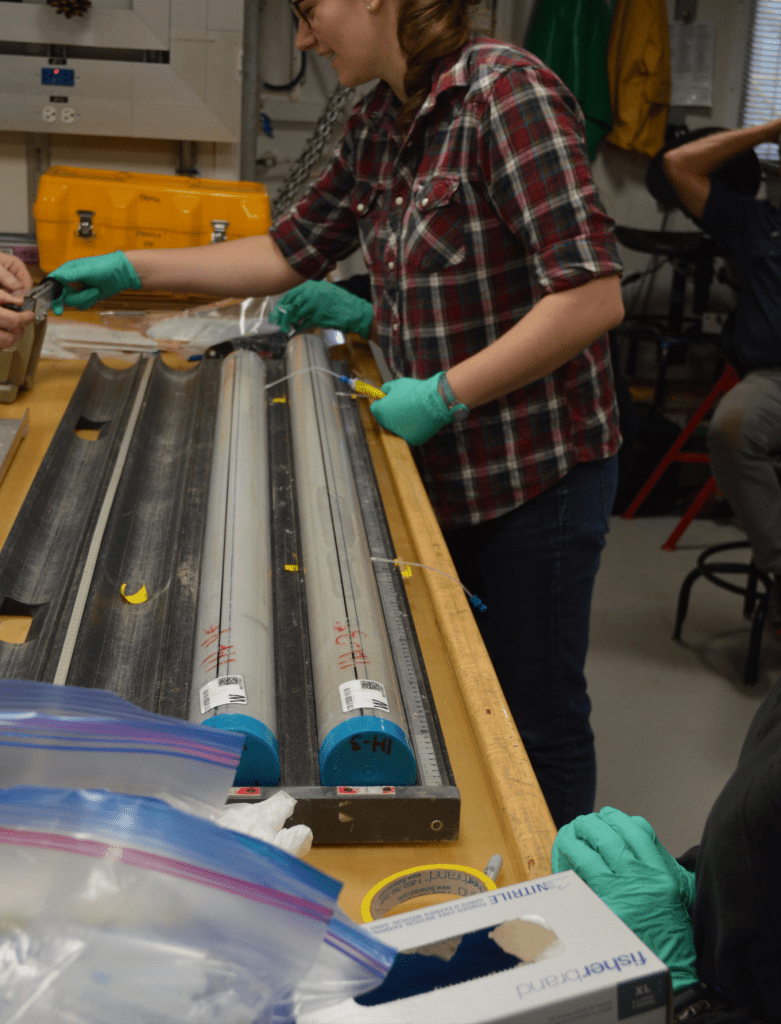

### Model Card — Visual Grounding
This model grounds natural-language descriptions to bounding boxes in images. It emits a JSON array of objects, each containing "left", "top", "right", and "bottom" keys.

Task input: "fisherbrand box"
[{"left": 300, "top": 871, "right": 672, "bottom": 1023}]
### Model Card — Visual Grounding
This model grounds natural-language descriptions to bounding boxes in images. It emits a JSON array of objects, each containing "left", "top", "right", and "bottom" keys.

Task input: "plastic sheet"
[
  {"left": 40, "top": 296, "right": 286, "bottom": 361},
  {"left": 142, "top": 296, "right": 283, "bottom": 347}
]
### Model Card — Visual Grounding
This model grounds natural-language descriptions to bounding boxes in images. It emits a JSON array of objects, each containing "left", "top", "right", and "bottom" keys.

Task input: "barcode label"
[
  {"left": 339, "top": 679, "right": 390, "bottom": 714},
  {"left": 199, "top": 675, "right": 247, "bottom": 715}
]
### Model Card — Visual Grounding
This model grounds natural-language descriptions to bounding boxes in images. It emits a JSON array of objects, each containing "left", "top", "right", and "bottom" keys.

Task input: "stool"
[
  {"left": 622, "top": 364, "right": 739, "bottom": 550},
  {"left": 673, "top": 540, "right": 771, "bottom": 686},
  {"left": 613, "top": 227, "right": 725, "bottom": 410}
]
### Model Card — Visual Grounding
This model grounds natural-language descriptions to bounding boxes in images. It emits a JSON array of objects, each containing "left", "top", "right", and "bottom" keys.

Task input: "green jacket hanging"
[{"left": 525, "top": 0, "right": 616, "bottom": 160}]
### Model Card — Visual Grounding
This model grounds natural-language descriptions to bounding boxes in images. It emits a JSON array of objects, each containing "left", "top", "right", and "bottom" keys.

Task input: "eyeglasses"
[{"left": 289, "top": 0, "right": 311, "bottom": 27}]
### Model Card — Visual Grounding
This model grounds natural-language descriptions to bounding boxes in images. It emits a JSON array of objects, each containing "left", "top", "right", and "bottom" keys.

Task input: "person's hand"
[
  {"left": 370, "top": 372, "right": 457, "bottom": 445},
  {"left": 552, "top": 807, "right": 697, "bottom": 991},
  {"left": 269, "top": 279, "right": 374, "bottom": 337},
  {"left": 48, "top": 251, "right": 142, "bottom": 313},
  {"left": 0, "top": 252, "right": 35, "bottom": 350}
]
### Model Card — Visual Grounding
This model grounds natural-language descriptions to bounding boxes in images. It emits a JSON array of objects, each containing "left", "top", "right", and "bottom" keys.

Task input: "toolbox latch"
[
  {"left": 75, "top": 210, "right": 95, "bottom": 240},
  {"left": 211, "top": 219, "right": 229, "bottom": 243}
]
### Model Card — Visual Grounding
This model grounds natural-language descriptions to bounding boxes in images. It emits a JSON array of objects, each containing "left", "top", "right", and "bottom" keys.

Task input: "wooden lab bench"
[{"left": 0, "top": 341, "right": 556, "bottom": 924}]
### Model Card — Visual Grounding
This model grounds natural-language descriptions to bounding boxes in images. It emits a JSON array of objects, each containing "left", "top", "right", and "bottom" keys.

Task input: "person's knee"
[
  {"left": 708, "top": 400, "right": 757, "bottom": 460},
  {"left": 709, "top": 377, "right": 781, "bottom": 460}
]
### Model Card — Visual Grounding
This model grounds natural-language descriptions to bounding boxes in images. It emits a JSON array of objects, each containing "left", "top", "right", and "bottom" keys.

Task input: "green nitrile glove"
[
  {"left": 552, "top": 807, "right": 698, "bottom": 992},
  {"left": 269, "top": 280, "right": 374, "bottom": 337},
  {"left": 370, "top": 372, "right": 454, "bottom": 446},
  {"left": 48, "top": 251, "right": 142, "bottom": 314}
]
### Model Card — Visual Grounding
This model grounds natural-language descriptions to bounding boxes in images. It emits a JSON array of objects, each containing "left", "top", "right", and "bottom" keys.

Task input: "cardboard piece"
[{"left": 301, "top": 871, "right": 671, "bottom": 1024}]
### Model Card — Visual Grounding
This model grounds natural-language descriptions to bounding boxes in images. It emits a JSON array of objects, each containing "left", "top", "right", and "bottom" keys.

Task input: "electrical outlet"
[
  {"left": 61, "top": 107, "right": 76, "bottom": 124},
  {"left": 42, "top": 106, "right": 57, "bottom": 123}
]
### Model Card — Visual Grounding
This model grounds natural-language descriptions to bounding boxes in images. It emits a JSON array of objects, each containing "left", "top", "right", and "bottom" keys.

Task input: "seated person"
[
  {"left": 554, "top": 671, "right": 781, "bottom": 1021},
  {"left": 662, "top": 119, "right": 781, "bottom": 627}
]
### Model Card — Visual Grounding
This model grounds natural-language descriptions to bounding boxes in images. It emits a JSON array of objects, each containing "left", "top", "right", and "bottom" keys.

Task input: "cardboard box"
[{"left": 301, "top": 871, "right": 671, "bottom": 1024}]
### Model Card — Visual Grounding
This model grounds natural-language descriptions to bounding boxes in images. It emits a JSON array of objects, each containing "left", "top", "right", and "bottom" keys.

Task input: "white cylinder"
[
  {"left": 190, "top": 350, "right": 279, "bottom": 785},
  {"left": 286, "top": 334, "right": 416, "bottom": 786}
]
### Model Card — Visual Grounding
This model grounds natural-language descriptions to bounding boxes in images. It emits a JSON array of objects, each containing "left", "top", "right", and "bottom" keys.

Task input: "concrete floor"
[{"left": 586, "top": 513, "right": 781, "bottom": 859}]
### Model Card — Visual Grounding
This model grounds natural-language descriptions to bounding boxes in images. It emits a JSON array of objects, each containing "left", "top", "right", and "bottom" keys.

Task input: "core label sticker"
[
  {"left": 339, "top": 679, "right": 390, "bottom": 713},
  {"left": 199, "top": 674, "right": 247, "bottom": 715}
]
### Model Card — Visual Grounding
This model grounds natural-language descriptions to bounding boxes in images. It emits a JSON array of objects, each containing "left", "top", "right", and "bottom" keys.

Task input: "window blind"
[{"left": 742, "top": 0, "right": 781, "bottom": 160}]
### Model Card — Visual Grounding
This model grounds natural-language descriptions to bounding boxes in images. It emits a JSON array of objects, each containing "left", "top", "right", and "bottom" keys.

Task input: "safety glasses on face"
[{"left": 289, "top": 0, "right": 311, "bottom": 26}]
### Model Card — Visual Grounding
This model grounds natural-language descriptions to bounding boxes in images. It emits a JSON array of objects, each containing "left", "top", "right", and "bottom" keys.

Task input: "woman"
[{"left": 46, "top": 0, "right": 624, "bottom": 827}]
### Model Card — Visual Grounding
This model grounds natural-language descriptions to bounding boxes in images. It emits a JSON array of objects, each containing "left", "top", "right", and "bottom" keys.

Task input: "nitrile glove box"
[{"left": 300, "top": 871, "right": 671, "bottom": 1024}]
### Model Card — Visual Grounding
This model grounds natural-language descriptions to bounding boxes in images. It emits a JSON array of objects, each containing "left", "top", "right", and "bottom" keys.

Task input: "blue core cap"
[
  {"left": 319, "top": 717, "right": 417, "bottom": 786},
  {"left": 203, "top": 713, "right": 280, "bottom": 787}
]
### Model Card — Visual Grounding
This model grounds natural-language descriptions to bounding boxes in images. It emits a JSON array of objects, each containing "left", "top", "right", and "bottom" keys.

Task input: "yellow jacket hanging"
[{"left": 605, "top": 0, "right": 671, "bottom": 157}]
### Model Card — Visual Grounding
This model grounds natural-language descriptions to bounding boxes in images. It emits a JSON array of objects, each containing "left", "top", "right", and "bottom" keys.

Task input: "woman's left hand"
[{"left": 370, "top": 372, "right": 455, "bottom": 445}]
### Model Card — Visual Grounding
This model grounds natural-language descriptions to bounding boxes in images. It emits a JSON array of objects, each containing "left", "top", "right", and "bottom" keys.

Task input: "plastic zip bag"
[
  {"left": 276, "top": 907, "right": 397, "bottom": 1023},
  {"left": 0, "top": 685, "right": 397, "bottom": 1019},
  {"left": 0, "top": 679, "right": 244, "bottom": 813},
  {"left": 0, "top": 786, "right": 343, "bottom": 1023}
]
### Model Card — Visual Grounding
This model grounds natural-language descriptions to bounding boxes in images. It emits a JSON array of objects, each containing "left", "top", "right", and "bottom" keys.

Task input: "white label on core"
[
  {"left": 199, "top": 675, "right": 247, "bottom": 715},
  {"left": 339, "top": 679, "right": 390, "bottom": 713}
]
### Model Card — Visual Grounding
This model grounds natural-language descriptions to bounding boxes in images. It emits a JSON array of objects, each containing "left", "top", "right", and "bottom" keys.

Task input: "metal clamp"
[
  {"left": 75, "top": 210, "right": 95, "bottom": 240},
  {"left": 211, "top": 220, "right": 229, "bottom": 243}
]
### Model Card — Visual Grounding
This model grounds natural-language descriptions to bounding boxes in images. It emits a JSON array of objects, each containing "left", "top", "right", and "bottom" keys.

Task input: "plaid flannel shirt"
[{"left": 271, "top": 37, "right": 622, "bottom": 528}]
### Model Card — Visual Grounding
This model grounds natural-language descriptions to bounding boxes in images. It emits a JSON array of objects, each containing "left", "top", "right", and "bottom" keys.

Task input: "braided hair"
[{"left": 397, "top": 0, "right": 482, "bottom": 127}]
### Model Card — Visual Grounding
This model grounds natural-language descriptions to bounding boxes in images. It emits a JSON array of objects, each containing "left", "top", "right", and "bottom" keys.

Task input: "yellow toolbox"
[{"left": 34, "top": 166, "right": 271, "bottom": 274}]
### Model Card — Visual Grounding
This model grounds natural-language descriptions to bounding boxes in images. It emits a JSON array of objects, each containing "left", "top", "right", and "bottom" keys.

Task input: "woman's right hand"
[
  {"left": 47, "top": 251, "right": 142, "bottom": 313},
  {"left": 270, "top": 279, "right": 374, "bottom": 337},
  {"left": 0, "top": 253, "right": 34, "bottom": 350}
]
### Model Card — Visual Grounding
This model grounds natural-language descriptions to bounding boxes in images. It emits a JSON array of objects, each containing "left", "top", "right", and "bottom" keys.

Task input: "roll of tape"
[{"left": 361, "top": 863, "right": 497, "bottom": 922}]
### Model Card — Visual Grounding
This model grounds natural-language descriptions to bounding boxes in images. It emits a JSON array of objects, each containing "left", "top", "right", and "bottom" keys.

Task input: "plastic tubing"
[
  {"left": 189, "top": 350, "right": 280, "bottom": 785},
  {"left": 286, "top": 333, "right": 416, "bottom": 786}
]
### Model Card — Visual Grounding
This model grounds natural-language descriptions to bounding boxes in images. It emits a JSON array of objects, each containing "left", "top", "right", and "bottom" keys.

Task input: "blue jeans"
[{"left": 442, "top": 456, "right": 618, "bottom": 828}]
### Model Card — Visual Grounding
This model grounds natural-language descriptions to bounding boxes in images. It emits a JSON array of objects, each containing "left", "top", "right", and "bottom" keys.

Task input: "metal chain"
[{"left": 271, "top": 84, "right": 355, "bottom": 220}]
